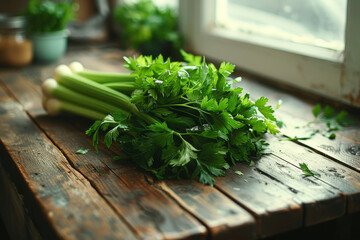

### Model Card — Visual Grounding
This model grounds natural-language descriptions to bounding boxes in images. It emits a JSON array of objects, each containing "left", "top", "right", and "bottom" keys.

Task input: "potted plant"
[
  {"left": 26, "top": 0, "right": 75, "bottom": 62},
  {"left": 113, "top": 0, "right": 183, "bottom": 59}
]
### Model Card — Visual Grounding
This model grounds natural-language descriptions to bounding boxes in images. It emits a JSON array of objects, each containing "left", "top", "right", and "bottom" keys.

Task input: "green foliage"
[
  {"left": 87, "top": 52, "right": 279, "bottom": 185},
  {"left": 113, "top": 0, "right": 183, "bottom": 58},
  {"left": 26, "top": 0, "right": 75, "bottom": 33},
  {"left": 75, "top": 148, "right": 90, "bottom": 154},
  {"left": 309, "top": 104, "right": 357, "bottom": 139},
  {"left": 299, "top": 163, "right": 320, "bottom": 177}
]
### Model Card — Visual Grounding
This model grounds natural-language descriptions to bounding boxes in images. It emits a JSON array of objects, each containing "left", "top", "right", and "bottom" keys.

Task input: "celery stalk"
[
  {"left": 103, "top": 82, "right": 136, "bottom": 92},
  {"left": 54, "top": 65, "right": 136, "bottom": 113},
  {"left": 42, "top": 78, "right": 124, "bottom": 115},
  {"left": 44, "top": 98, "right": 106, "bottom": 120},
  {"left": 77, "top": 70, "right": 136, "bottom": 84},
  {"left": 69, "top": 61, "right": 135, "bottom": 84},
  {"left": 53, "top": 65, "right": 157, "bottom": 124}
]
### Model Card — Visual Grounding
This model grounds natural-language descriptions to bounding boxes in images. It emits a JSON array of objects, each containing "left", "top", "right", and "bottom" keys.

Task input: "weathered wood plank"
[
  {"left": 2, "top": 54, "right": 208, "bottom": 239},
  {"left": 157, "top": 180, "right": 256, "bottom": 240},
  {"left": 254, "top": 154, "right": 345, "bottom": 226},
  {"left": 266, "top": 134, "right": 360, "bottom": 213},
  {"left": 0, "top": 159, "right": 42, "bottom": 240},
  {"left": 278, "top": 112, "right": 360, "bottom": 172},
  {"left": 214, "top": 164, "right": 303, "bottom": 238},
  {"left": 29, "top": 109, "right": 207, "bottom": 240},
  {"left": 239, "top": 78, "right": 360, "bottom": 171},
  {"left": 2, "top": 46, "right": 359, "bottom": 240},
  {"left": 0, "top": 99, "right": 138, "bottom": 240},
  {"left": 0, "top": 69, "right": 43, "bottom": 111}
]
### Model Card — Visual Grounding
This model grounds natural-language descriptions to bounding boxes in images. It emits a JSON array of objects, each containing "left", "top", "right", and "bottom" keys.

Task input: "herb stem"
[{"left": 160, "top": 103, "right": 208, "bottom": 114}]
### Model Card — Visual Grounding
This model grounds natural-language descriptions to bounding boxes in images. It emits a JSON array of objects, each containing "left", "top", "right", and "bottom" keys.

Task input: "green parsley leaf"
[
  {"left": 75, "top": 148, "right": 90, "bottom": 155},
  {"left": 299, "top": 163, "right": 320, "bottom": 177},
  {"left": 323, "top": 105, "right": 335, "bottom": 118},
  {"left": 255, "top": 97, "right": 277, "bottom": 121},
  {"left": 322, "top": 132, "right": 336, "bottom": 140},
  {"left": 312, "top": 103, "right": 322, "bottom": 117},
  {"left": 169, "top": 139, "right": 198, "bottom": 166},
  {"left": 86, "top": 52, "right": 280, "bottom": 185}
]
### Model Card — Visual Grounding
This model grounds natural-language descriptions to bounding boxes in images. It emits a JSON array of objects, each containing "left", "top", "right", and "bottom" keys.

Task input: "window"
[
  {"left": 216, "top": 0, "right": 346, "bottom": 51},
  {"left": 179, "top": 0, "right": 360, "bottom": 107}
]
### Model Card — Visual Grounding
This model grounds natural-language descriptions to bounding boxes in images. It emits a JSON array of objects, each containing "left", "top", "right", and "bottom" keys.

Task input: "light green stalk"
[
  {"left": 53, "top": 65, "right": 157, "bottom": 124},
  {"left": 69, "top": 61, "right": 135, "bottom": 84},
  {"left": 43, "top": 97, "right": 106, "bottom": 120},
  {"left": 42, "top": 78, "right": 124, "bottom": 115},
  {"left": 103, "top": 82, "right": 136, "bottom": 92}
]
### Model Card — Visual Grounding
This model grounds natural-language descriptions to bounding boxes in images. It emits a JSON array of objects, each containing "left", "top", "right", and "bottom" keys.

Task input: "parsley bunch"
[{"left": 86, "top": 52, "right": 279, "bottom": 185}]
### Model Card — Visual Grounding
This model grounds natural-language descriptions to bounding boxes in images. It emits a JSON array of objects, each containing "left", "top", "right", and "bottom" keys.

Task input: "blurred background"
[{"left": 1, "top": 0, "right": 357, "bottom": 107}]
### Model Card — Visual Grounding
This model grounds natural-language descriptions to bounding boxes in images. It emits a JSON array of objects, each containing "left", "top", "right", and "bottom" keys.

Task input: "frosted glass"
[{"left": 216, "top": 0, "right": 347, "bottom": 50}]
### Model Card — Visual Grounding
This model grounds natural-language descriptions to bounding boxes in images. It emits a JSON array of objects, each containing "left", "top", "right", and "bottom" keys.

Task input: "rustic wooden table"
[{"left": 0, "top": 45, "right": 359, "bottom": 240}]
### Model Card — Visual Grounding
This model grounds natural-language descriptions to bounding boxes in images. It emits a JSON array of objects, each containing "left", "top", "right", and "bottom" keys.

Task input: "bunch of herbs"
[{"left": 87, "top": 52, "right": 279, "bottom": 185}]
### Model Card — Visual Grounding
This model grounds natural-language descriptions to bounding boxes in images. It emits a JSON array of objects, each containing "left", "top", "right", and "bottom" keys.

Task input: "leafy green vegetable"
[
  {"left": 75, "top": 148, "right": 90, "bottom": 155},
  {"left": 86, "top": 52, "right": 279, "bottom": 185},
  {"left": 299, "top": 163, "right": 320, "bottom": 177},
  {"left": 26, "top": 0, "right": 76, "bottom": 34},
  {"left": 308, "top": 104, "right": 357, "bottom": 139},
  {"left": 113, "top": 0, "right": 183, "bottom": 58}
]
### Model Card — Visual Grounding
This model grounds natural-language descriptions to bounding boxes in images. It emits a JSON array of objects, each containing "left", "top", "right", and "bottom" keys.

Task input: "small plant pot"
[{"left": 31, "top": 30, "right": 68, "bottom": 63}]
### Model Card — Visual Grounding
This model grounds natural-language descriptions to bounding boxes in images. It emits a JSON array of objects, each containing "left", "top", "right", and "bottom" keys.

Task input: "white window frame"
[{"left": 179, "top": 0, "right": 360, "bottom": 107}]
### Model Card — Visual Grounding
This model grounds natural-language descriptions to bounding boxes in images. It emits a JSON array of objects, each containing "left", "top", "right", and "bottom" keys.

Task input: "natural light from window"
[{"left": 215, "top": 0, "right": 347, "bottom": 51}]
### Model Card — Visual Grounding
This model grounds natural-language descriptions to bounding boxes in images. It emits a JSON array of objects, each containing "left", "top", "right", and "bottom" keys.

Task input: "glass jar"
[{"left": 0, "top": 14, "right": 33, "bottom": 67}]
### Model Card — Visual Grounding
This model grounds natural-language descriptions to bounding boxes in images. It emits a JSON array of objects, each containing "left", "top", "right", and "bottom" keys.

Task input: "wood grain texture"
[
  {"left": 157, "top": 180, "right": 256, "bottom": 240},
  {"left": 1, "top": 46, "right": 359, "bottom": 240},
  {"left": 0, "top": 99, "right": 138, "bottom": 240},
  {"left": 2, "top": 51, "right": 207, "bottom": 240},
  {"left": 278, "top": 112, "right": 360, "bottom": 172},
  {"left": 266, "top": 134, "right": 360, "bottom": 213},
  {"left": 0, "top": 159, "right": 42, "bottom": 240},
  {"left": 239, "top": 77, "right": 360, "bottom": 170},
  {"left": 254, "top": 154, "right": 345, "bottom": 226},
  {"left": 29, "top": 109, "right": 207, "bottom": 240},
  {"left": 214, "top": 164, "right": 302, "bottom": 238}
]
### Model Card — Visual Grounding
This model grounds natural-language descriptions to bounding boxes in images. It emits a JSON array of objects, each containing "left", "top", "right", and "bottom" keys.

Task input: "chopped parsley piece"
[
  {"left": 299, "top": 163, "right": 320, "bottom": 177},
  {"left": 75, "top": 148, "right": 90, "bottom": 155}
]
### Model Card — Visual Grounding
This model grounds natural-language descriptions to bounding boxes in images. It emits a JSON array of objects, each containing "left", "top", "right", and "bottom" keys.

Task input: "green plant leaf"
[
  {"left": 299, "top": 163, "right": 320, "bottom": 177},
  {"left": 312, "top": 103, "right": 322, "bottom": 117},
  {"left": 75, "top": 148, "right": 90, "bottom": 155}
]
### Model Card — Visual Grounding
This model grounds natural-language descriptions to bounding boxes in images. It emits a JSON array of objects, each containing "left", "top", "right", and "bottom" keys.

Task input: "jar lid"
[{"left": 0, "top": 14, "right": 27, "bottom": 29}]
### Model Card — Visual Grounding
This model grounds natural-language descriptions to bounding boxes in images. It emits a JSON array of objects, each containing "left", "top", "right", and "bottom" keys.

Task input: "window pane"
[{"left": 216, "top": 0, "right": 347, "bottom": 50}]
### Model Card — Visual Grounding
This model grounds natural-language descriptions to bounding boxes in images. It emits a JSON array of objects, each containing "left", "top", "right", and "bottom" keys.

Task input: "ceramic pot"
[{"left": 31, "top": 30, "right": 68, "bottom": 63}]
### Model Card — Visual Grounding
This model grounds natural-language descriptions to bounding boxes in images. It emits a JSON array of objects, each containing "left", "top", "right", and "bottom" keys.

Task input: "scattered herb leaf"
[
  {"left": 310, "top": 104, "right": 357, "bottom": 139},
  {"left": 312, "top": 103, "right": 322, "bottom": 117},
  {"left": 75, "top": 148, "right": 90, "bottom": 155},
  {"left": 299, "top": 163, "right": 320, "bottom": 177},
  {"left": 235, "top": 170, "right": 243, "bottom": 176}
]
